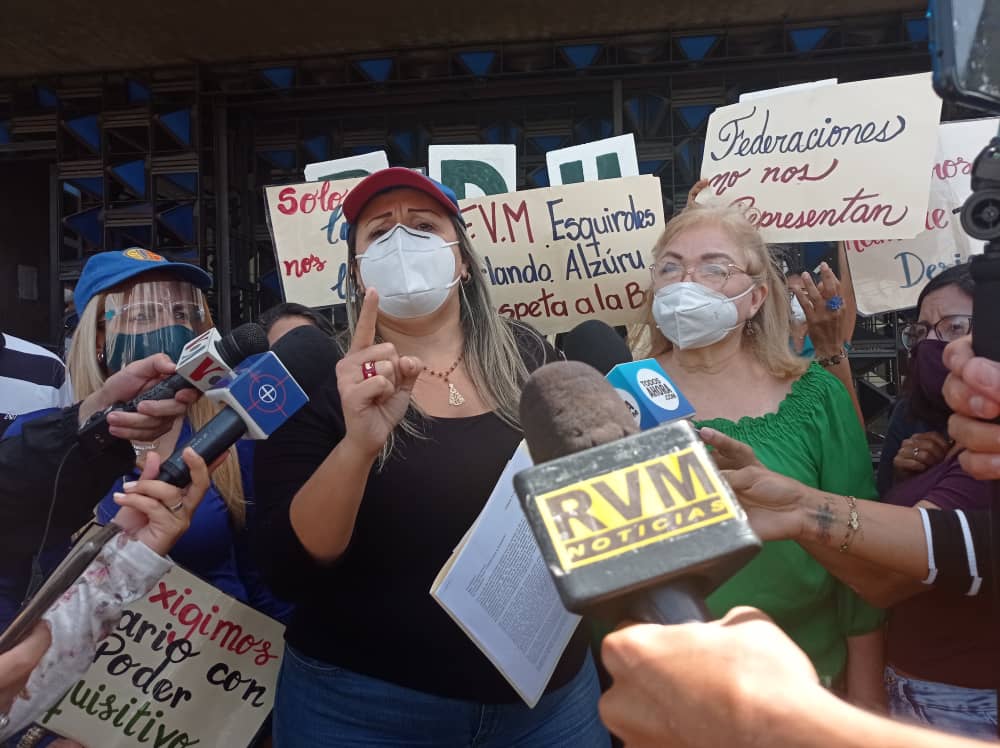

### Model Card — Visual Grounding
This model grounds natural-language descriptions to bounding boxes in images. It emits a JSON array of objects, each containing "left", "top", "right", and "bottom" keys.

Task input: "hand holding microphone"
[
  {"left": 336, "top": 289, "right": 422, "bottom": 458},
  {"left": 77, "top": 354, "right": 199, "bottom": 443},
  {"left": 111, "top": 449, "right": 213, "bottom": 557},
  {"left": 77, "top": 323, "right": 269, "bottom": 454}
]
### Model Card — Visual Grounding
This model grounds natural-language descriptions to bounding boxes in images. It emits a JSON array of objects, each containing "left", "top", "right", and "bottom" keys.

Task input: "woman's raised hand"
[
  {"left": 791, "top": 262, "right": 844, "bottom": 357},
  {"left": 337, "top": 289, "right": 423, "bottom": 458}
]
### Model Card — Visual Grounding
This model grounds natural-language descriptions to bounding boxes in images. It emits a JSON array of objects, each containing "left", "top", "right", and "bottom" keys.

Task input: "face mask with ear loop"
[
  {"left": 652, "top": 281, "right": 757, "bottom": 350},
  {"left": 356, "top": 224, "right": 461, "bottom": 319},
  {"left": 101, "top": 281, "right": 207, "bottom": 372}
]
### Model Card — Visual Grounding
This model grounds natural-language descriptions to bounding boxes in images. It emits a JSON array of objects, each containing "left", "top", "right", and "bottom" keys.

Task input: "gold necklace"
[{"left": 424, "top": 354, "right": 465, "bottom": 406}]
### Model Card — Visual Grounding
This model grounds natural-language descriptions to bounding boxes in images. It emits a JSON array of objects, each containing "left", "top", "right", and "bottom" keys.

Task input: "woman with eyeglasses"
[
  {"left": 875, "top": 265, "right": 973, "bottom": 495},
  {"left": 635, "top": 204, "right": 886, "bottom": 711},
  {"left": 699, "top": 265, "right": 995, "bottom": 738}
]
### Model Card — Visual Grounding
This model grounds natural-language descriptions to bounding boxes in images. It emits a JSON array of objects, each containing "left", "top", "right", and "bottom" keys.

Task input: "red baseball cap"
[{"left": 342, "top": 167, "right": 460, "bottom": 225}]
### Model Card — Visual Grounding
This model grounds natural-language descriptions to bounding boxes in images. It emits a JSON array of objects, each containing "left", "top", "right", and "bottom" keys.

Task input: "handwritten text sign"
[
  {"left": 264, "top": 175, "right": 665, "bottom": 334},
  {"left": 265, "top": 177, "right": 365, "bottom": 308},
  {"left": 697, "top": 73, "right": 942, "bottom": 241},
  {"left": 42, "top": 566, "right": 284, "bottom": 748},
  {"left": 847, "top": 118, "right": 998, "bottom": 314}
]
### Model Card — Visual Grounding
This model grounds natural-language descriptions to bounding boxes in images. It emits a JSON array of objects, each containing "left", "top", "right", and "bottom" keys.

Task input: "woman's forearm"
[
  {"left": 794, "top": 489, "right": 929, "bottom": 606},
  {"left": 289, "top": 437, "right": 377, "bottom": 563}
]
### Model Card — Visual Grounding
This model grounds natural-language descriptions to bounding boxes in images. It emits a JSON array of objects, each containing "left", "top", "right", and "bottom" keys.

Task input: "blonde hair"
[
  {"left": 69, "top": 288, "right": 246, "bottom": 527},
  {"left": 345, "top": 215, "right": 541, "bottom": 461},
  {"left": 637, "top": 203, "right": 808, "bottom": 380}
]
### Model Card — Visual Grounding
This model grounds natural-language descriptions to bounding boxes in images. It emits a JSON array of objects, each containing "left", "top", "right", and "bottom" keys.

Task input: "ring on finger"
[
  {"left": 168, "top": 500, "right": 184, "bottom": 513},
  {"left": 826, "top": 295, "right": 844, "bottom": 312},
  {"left": 361, "top": 360, "right": 377, "bottom": 380},
  {"left": 912, "top": 446, "right": 919, "bottom": 458}
]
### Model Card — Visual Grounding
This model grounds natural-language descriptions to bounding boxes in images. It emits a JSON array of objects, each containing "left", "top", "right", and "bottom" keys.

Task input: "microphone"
[
  {"left": 156, "top": 323, "right": 338, "bottom": 486},
  {"left": 133, "top": 323, "right": 270, "bottom": 403},
  {"left": 606, "top": 359, "right": 695, "bottom": 430},
  {"left": 560, "top": 320, "right": 632, "bottom": 376},
  {"left": 558, "top": 319, "right": 693, "bottom": 429},
  {"left": 513, "top": 361, "right": 760, "bottom": 624},
  {"left": 0, "top": 325, "right": 338, "bottom": 655},
  {"left": 77, "top": 324, "right": 269, "bottom": 455}
]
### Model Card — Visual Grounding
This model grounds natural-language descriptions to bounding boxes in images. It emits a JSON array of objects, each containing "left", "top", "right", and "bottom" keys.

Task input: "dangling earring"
[
  {"left": 97, "top": 348, "right": 106, "bottom": 365},
  {"left": 744, "top": 319, "right": 756, "bottom": 336}
]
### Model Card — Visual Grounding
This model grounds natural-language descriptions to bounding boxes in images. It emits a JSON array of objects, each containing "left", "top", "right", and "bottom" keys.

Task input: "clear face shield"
[{"left": 101, "top": 280, "right": 209, "bottom": 373}]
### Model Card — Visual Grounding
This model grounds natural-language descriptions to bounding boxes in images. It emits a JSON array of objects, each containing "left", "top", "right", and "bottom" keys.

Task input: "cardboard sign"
[
  {"left": 41, "top": 566, "right": 284, "bottom": 748},
  {"left": 264, "top": 177, "right": 365, "bottom": 308},
  {"left": 264, "top": 174, "right": 665, "bottom": 335},
  {"left": 303, "top": 152, "right": 389, "bottom": 182},
  {"left": 546, "top": 134, "right": 639, "bottom": 186},
  {"left": 697, "top": 73, "right": 942, "bottom": 241},
  {"left": 428, "top": 144, "right": 517, "bottom": 198},
  {"left": 847, "top": 117, "right": 997, "bottom": 314}
]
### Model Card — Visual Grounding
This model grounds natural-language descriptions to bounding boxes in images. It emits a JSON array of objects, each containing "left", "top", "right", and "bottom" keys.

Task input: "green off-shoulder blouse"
[{"left": 699, "top": 363, "right": 884, "bottom": 685}]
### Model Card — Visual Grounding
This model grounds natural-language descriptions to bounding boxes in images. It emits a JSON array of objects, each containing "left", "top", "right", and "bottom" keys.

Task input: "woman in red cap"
[{"left": 252, "top": 169, "right": 609, "bottom": 746}]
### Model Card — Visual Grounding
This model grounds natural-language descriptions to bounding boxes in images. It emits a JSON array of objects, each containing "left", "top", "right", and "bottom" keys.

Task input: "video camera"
[{"left": 930, "top": 0, "right": 1000, "bottom": 360}]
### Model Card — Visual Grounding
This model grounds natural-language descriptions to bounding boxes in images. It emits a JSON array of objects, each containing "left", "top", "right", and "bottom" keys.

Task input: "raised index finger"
[{"left": 350, "top": 288, "right": 380, "bottom": 353}]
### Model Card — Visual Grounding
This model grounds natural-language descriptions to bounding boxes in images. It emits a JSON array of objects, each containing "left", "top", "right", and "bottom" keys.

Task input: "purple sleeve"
[{"left": 922, "top": 456, "right": 993, "bottom": 512}]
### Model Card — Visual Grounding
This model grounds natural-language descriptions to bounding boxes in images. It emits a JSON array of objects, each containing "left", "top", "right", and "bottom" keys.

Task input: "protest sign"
[
  {"left": 546, "top": 134, "right": 639, "bottom": 186},
  {"left": 428, "top": 144, "right": 517, "bottom": 198},
  {"left": 265, "top": 176, "right": 364, "bottom": 308},
  {"left": 739, "top": 79, "right": 836, "bottom": 102},
  {"left": 264, "top": 174, "right": 664, "bottom": 334},
  {"left": 41, "top": 565, "right": 284, "bottom": 748},
  {"left": 697, "top": 73, "right": 942, "bottom": 242},
  {"left": 847, "top": 117, "right": 997, "bottom": 314},
  {"left": 304, "top": 151, "right": 389, "bottom": 181}
]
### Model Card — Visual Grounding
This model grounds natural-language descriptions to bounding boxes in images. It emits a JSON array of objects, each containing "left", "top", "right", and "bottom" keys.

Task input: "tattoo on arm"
[{"left": 815, "top": 500, "right": 836, "bottom": 544}]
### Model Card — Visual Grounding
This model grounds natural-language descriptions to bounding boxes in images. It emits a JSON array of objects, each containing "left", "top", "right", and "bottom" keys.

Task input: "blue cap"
[{"left": 74, "top": 248, "right": 213, "bottom": 314}]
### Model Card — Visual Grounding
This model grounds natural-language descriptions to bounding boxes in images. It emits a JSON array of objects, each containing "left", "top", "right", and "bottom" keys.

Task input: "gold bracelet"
[{"left": 838, "top": 495, "right": 860, "bottom": 553}]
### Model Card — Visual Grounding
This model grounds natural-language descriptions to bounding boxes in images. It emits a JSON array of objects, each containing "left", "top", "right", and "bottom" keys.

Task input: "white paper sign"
[
  {"left": 429, "top": 144, "right": 517, "bottom": 198},
  {"left": 304, "top": 151, "right": 389, "bottom": 182},
  {"left": 697, "top": 73, "right": 942, "bottom": 241},
  {"left": 739, "top": 79, "right": 837, "bottom": 102},
  {"left": 547, "top": 134, "right": 639, "bottom": 186},
  {"left": 41, "top": 566, "right": 284, "bottom": 748},
  {"left": 847, "top": 117, "right": 998, "bottom": 314}
]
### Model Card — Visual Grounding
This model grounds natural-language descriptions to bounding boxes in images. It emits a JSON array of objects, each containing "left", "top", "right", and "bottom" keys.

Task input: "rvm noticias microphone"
[{"left": 513, "top": 361, "right": 760, "bottom": 624}]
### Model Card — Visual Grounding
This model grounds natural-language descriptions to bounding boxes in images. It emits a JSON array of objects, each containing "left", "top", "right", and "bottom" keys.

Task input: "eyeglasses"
[
  {"left": 649, "top": 260, "right": 751, "bottom": 290},
  {"left": 900, "top": 315, "right": 973, "bottom": 350},
  {"left": 106, "top": 301, "right": 206, "bottom": 326}
]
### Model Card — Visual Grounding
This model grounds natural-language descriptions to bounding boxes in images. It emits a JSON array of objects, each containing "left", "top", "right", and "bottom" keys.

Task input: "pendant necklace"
[{"left": 424, "top": 354, "right": 465, "bottom": 406}]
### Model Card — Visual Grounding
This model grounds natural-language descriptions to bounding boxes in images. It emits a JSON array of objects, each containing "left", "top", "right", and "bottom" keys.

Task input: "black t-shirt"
[{"left": 251, "top": 324, "right": 589, "bottom": 702}]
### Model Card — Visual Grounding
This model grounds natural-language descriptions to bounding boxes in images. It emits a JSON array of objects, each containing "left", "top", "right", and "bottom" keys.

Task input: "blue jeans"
[
  {"left": 273, "top": 645, "right": 610, "bottom": 747},
  {"left": 886, "top": 666, "right": 998, "bottom": 741}
]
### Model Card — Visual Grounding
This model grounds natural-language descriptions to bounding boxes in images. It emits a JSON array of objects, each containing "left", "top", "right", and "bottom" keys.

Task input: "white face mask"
[
  {"left": 789, "top": 294, "right": 807, "bottom": 323},
  {"left": 652, "top": 281, "right": 755, "bottom": 350},
  {"left": 357, "top": 224, "right": 461, "bottom": 319}
]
